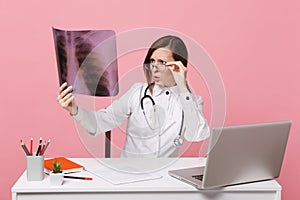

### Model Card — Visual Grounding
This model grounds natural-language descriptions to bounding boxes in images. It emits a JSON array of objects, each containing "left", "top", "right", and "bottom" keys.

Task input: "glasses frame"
[{"left": 146, "top": 60, "right": 168, "bottom": 71}]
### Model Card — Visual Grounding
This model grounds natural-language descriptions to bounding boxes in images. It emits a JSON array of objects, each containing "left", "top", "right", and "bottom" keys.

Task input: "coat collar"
[{"left": 152, "top": 84, "right": 179, "bottom": 97}]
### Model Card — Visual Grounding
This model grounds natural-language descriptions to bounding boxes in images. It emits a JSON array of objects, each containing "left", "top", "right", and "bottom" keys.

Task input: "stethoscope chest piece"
[{"left": 174, "top": 137, "right": 183, "bottom": 146}]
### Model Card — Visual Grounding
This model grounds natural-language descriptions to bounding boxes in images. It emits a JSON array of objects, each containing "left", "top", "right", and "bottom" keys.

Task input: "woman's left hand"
[{"left": 166, "top": 61, "right": 189, "bottom": 93}]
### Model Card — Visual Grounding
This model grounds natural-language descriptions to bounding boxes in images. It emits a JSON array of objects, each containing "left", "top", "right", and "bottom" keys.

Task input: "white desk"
[{"left": 12, "top": 158, "right": 281, "bottom": 200}]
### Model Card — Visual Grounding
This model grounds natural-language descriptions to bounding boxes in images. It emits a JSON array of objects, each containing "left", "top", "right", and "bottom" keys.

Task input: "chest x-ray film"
[{"left": 53, "top": 28, "right": 119, "bottom": 96}]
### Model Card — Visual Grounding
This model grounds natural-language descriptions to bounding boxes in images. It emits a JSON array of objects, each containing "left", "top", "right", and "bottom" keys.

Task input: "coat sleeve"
[
  {"left": 72, "top": 83, "right": 142, "bottom": 136},
  {"left": 179, "top": 92, "right": 210, "bottom": 141}
]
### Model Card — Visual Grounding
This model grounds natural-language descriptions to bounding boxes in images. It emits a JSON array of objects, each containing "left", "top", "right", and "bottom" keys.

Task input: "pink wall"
[{"left": 1, "top": 0, "right": 299, "bottom": 199}]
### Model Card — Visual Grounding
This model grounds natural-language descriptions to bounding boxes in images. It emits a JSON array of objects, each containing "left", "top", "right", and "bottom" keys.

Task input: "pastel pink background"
[{"left": 0, "top": 0, "right": 299, "bottom": 200}]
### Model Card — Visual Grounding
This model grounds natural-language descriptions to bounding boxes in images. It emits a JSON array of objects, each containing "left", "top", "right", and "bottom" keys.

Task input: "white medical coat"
[{"left": 73, "top": 83, "right": 210, "bottom": 157}]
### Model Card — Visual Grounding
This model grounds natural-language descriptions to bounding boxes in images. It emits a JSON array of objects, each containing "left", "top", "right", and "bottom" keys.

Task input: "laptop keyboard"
[{"left": 192, "top": 174, "right": 203, "bottom": 181}]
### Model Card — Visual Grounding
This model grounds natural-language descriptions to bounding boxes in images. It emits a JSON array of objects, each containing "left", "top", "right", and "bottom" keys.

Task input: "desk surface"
[{"left": 12, "top": 158, "right": 282, "bottom": 200}]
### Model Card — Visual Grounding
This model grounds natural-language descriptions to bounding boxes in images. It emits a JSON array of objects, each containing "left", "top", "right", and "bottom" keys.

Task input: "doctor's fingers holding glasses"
[
  {"left": 166, "top": 61, "right": 188, "bottom": 92},
  {"left": 57, "top": 82, "right": 78, "bottom": 115}
]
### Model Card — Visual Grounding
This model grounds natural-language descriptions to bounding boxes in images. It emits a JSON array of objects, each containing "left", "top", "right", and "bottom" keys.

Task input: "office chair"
[{"left": 105, "top": 131, "right": 111, "bottom": 158}]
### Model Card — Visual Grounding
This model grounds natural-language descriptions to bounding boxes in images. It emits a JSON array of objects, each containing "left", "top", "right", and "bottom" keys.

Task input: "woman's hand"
[
  {"left": 166, "top": 61, "right": 189, "bottom": 93},
  {"left": 57, "top": 82, "right": 78, "bottom": 115}
]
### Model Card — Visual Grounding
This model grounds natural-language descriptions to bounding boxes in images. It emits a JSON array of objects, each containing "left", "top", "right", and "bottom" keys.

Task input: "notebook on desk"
[
  {"left": 168, "top": 120, "right": 291, "bottom": 189},
  {"left": 44, "top": 157, "right": 84, "bottom": 174}
]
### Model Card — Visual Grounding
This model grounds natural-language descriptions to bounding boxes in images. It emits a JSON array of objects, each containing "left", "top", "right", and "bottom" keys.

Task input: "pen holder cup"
[{"left": 26, "top": 154, "right": 44, "bottom": 181}]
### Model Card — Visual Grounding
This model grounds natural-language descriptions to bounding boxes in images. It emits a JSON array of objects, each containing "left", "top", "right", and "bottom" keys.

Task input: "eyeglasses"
[{"left": 146, "top": 60, "right": 168, "bottom": 71}]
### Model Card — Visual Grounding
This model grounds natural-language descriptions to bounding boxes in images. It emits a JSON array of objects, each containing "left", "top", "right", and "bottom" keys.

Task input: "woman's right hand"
[{"left": 57, "top": 82, "right": 78, "bottom": 116}]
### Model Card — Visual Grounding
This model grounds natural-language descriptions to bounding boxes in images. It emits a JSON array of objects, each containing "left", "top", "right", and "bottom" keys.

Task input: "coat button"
[
  {"left": 186, "top": 96, "right": 190, "bottom": 100},
  {"left": 166, "top": 91, "right": 170, "bottom": 95}
]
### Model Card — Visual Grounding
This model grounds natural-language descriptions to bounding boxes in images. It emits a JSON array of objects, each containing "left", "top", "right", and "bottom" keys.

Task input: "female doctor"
[{"left": 57, "top": 35, "right": 210, "bottom": 157}]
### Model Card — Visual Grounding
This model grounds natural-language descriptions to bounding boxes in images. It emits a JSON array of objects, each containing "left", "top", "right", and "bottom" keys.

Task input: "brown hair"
[{"left": 143, "top": 35, "right": 188, "bottom": 93}]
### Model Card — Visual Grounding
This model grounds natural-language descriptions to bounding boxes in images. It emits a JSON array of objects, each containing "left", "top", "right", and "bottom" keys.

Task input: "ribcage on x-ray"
[
  {"left": 54, "top": 29, "right": 118, "bottom": 96},
  {"left": 56, "top": 35, "right": 67, "bottom": 82}
]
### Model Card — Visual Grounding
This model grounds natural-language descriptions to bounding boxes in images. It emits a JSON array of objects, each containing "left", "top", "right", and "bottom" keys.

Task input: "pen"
[
  {"left": 20, "top": 140, "right": 30, "bottom": 156},
  {"left": 36, "top": 137, "right": 42, "bottom": 156},
  {"left": 42, "top": 139, "right": 50, "bottom": 155},
  {"left": 63, "top": 175, "right": 93, "bottom": 180},
  {"left": 29, "top": 137, "right": 33, "bottom": 156}
]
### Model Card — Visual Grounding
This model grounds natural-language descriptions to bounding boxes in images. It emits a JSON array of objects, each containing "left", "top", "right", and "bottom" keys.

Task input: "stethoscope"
[{"left": 140, "top": 83, "right": 184, "bottom": 146}]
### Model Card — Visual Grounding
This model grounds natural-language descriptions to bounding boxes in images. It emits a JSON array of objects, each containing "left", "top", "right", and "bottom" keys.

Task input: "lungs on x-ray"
[{"left": 53, "top": 27, "right": 119, "bottom": 96}]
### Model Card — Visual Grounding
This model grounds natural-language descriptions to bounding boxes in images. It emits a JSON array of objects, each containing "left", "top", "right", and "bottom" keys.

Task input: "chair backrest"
[{"left": 105, "top": 131, "right": 111, "bottom": 158}]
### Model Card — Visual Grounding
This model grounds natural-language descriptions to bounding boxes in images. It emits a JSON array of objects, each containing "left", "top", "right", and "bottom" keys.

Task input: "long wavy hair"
[{"left": 143, "top": 35, "right": 188, "bottom": 93}]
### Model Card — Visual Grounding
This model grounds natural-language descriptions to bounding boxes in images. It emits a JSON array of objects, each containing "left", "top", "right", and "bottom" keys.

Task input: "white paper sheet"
[{"left": 87, "top": 165, "right": 162, "bottom": 185}]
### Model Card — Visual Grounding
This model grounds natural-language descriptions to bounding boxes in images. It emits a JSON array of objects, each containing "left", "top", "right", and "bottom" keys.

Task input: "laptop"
[{"left": 168, "top": 120, "right": 291, "bottom": 189}]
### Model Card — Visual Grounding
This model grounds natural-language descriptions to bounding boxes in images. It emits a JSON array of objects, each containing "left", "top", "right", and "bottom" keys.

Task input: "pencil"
[
  {"left": 40, "top": 141, "right": 46, "bottom": 155},
  {"left": 36, "top": 137, "right": 42, "bottom": 156},
  {"left": 29, "top": 137, "right": 33, "bottom": 156},
  {"left": 20, "top": 140, "right": 30, "bottom": 156},
  {"left": 63, "top": 175, "right": 93, "bottom": 180},
  {"left": 42, "top": 139, "right": 51, "bottom": 155}
]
